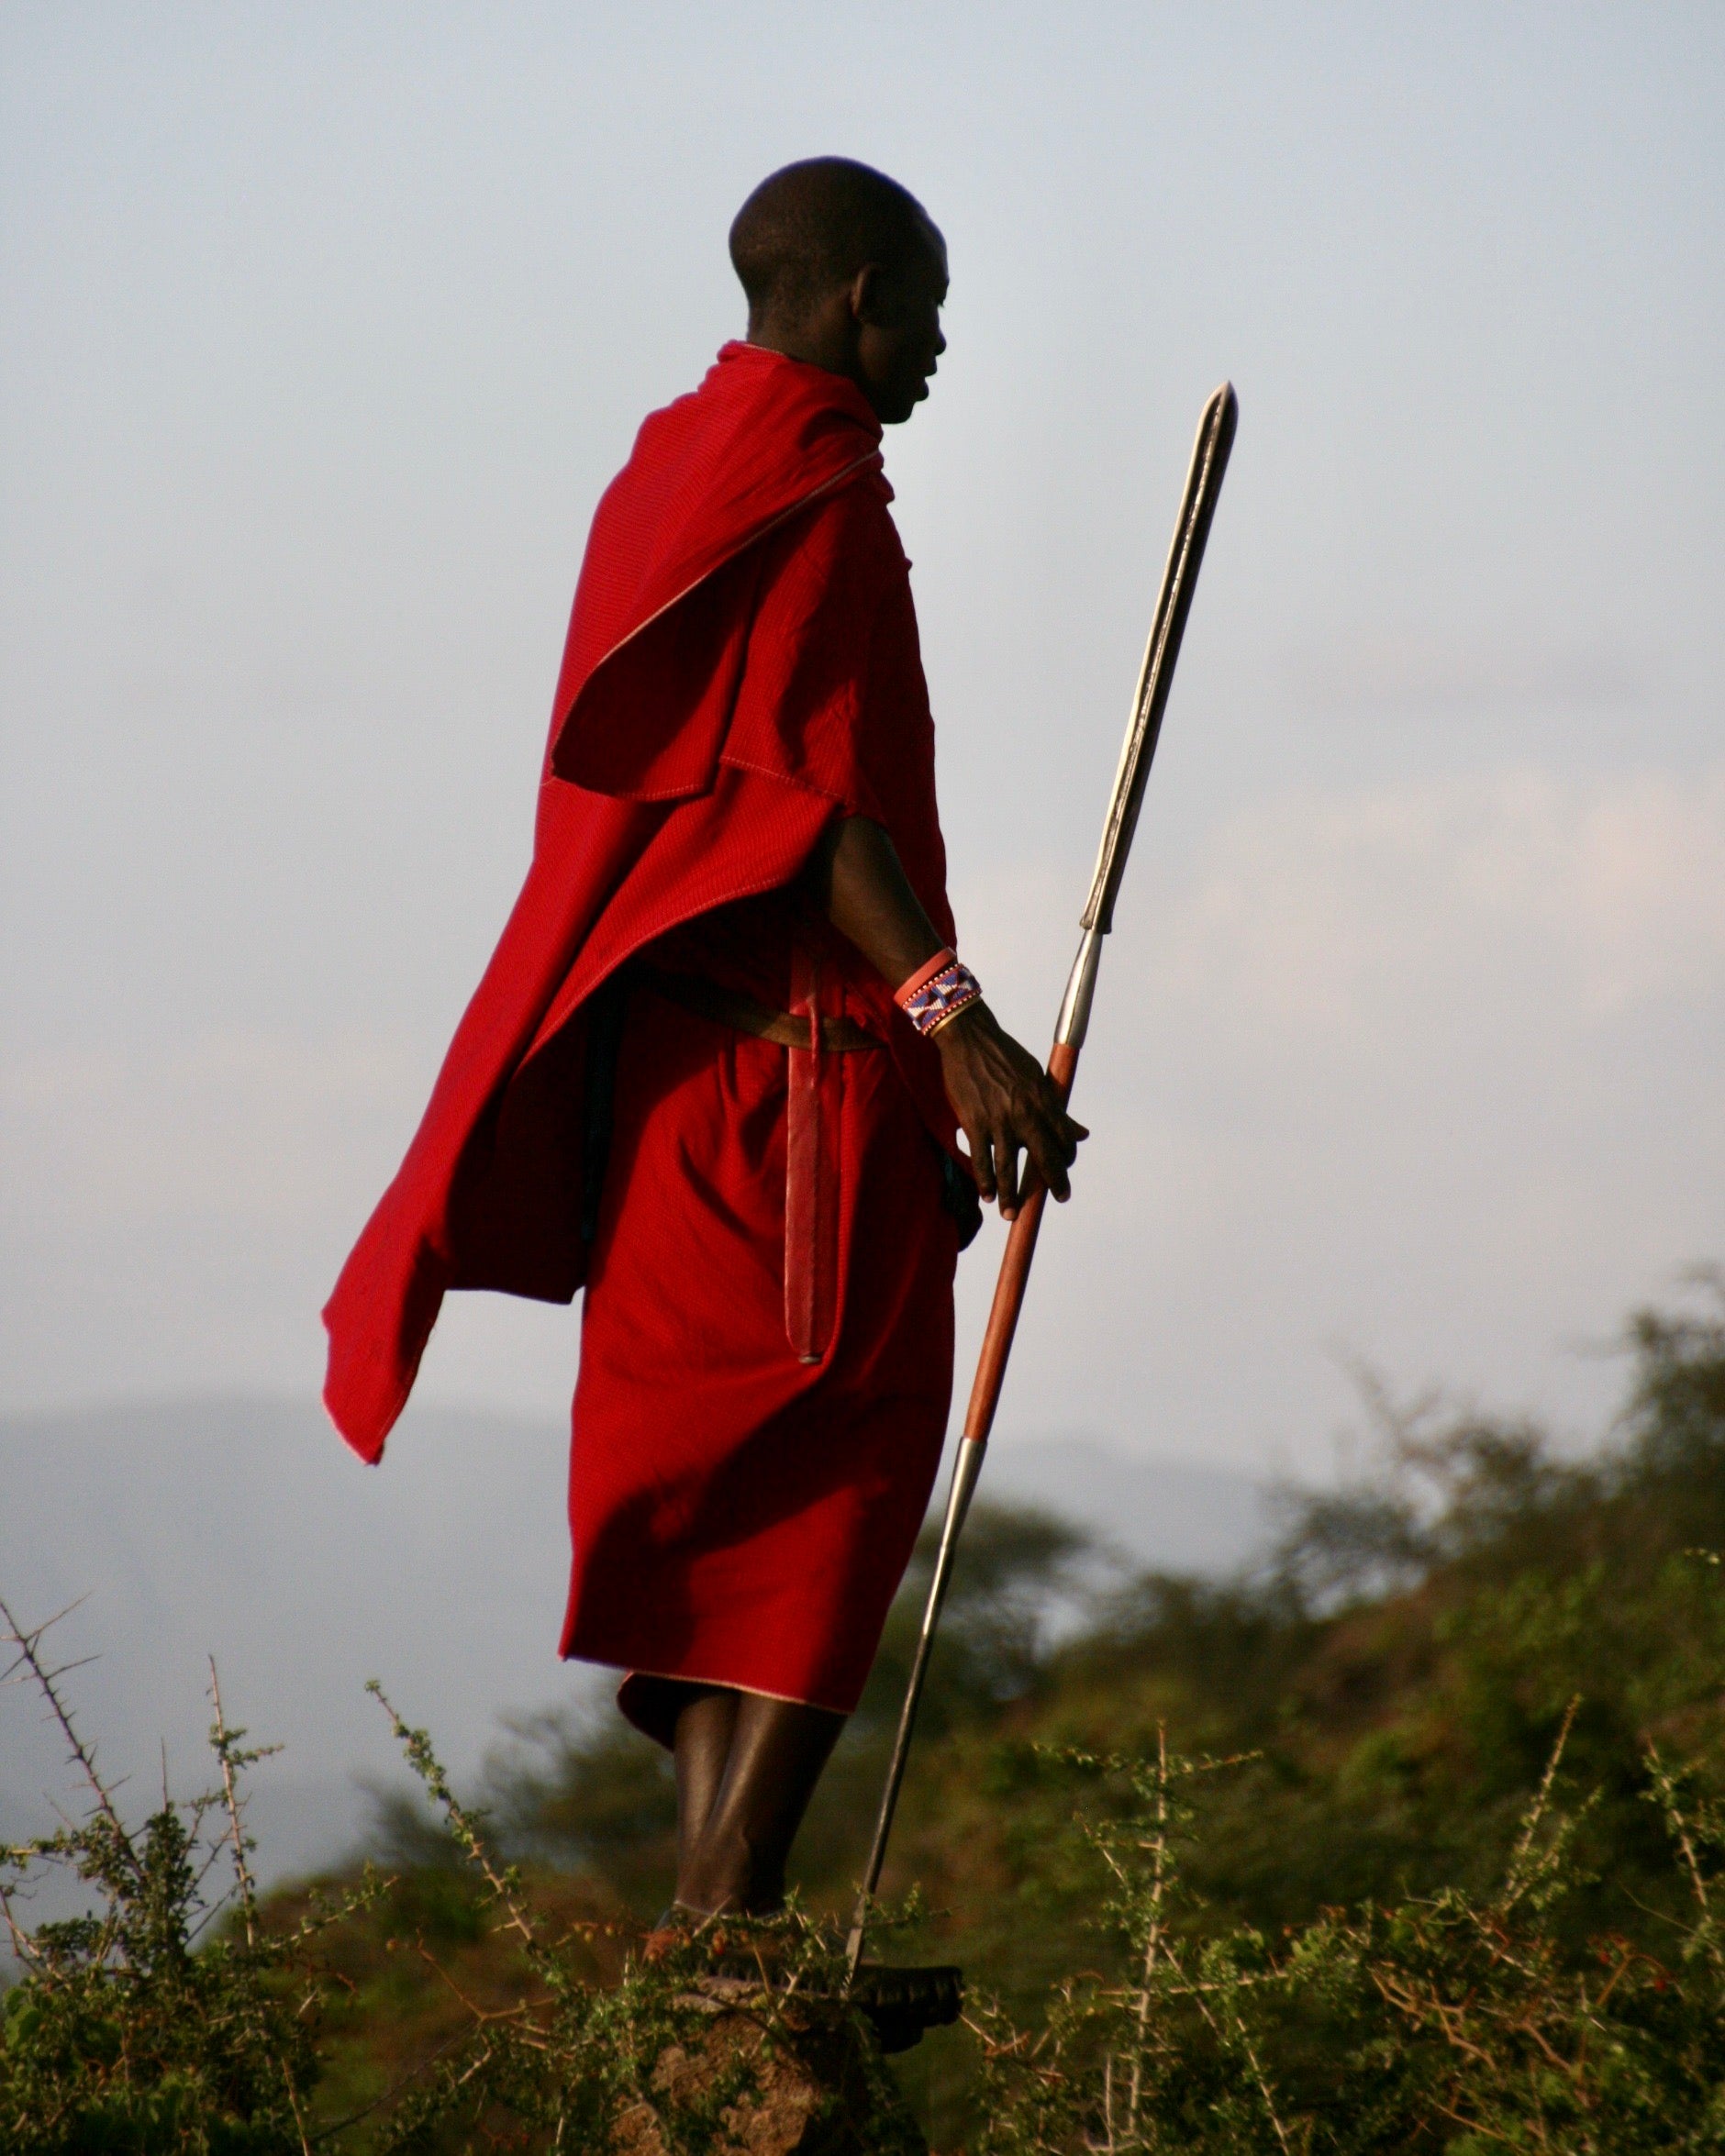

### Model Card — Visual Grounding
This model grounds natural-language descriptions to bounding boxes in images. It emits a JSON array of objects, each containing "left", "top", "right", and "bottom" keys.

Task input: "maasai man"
[{"left": 323, "top": 158, "right": 1085, "bottom": 1924}]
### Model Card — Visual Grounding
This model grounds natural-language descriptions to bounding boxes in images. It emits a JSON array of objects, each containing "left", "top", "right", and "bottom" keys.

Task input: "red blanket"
[{"left": 323, "top": 344, "right": 957, "bottom": 1462}]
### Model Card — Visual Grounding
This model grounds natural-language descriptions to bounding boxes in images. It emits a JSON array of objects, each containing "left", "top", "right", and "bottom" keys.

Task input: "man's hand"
[
  {"left": 818, "top": 813, "right": 1088, "bottom": 1219},
  {"left": 932, "top": 1000, "right": 1087, "bottom": 1221}
]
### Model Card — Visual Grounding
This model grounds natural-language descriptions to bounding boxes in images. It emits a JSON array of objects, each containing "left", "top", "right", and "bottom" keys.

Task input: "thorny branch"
[
  {"left": 0, "top": 1593, "right": 134, "bottom": 1857},
  {"left": 209, "top": 1658, "right": 259, "bottom": 1946},
  {"left": 369, "top": 1678, "right": 541, "bottom": 1956},
  {"left": 1503, "top": 1695, "right": 1580, "bottom": 1910}
]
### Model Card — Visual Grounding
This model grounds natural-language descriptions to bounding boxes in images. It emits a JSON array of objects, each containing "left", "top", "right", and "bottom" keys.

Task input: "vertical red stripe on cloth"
[{"left": 785, "top": 943, "right": 838, "bottom": 1362}]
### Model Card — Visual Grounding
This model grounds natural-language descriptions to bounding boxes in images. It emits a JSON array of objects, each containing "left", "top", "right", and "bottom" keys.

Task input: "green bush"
[
  {"left": 0, "top": 1619, "right": 377, "bottom": 2154},
  {"left": 6, "top": 1285, "right": 1724, "bottom": 2150},
  {"left": 969, "top": 1703, "right": 1725, "bottom": 2152}
]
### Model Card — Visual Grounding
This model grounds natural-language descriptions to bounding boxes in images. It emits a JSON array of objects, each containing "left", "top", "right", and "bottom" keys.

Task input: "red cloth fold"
[
  {"left": 322, "top": 345, "right": 958, "bottom": 1464},
  {"left": 547, "top": 346, "right": 885, "bottom": 802}
]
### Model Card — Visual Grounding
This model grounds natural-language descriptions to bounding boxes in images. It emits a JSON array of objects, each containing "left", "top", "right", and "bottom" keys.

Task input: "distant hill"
[
  {"left": 980, "top": 1436, "right": 1273, "bottom": 1577},
  {"left": 0, "top": 1397, "right": 1268, "bottom": 1883}
]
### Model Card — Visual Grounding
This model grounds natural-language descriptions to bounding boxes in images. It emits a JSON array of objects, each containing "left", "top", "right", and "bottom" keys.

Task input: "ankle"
[{"left": 677, "top": 1824, "right": 782, "bottom": 1916}]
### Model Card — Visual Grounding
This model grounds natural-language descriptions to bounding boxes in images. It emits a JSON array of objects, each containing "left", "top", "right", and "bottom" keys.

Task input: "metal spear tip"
[{"left": 1078, "top": 378, "right": 1240, "bottom": 937}]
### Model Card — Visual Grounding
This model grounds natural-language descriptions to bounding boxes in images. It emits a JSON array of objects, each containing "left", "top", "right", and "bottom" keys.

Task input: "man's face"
[{"left": 854, "top": 224, "right": 948, "bottom": 425}]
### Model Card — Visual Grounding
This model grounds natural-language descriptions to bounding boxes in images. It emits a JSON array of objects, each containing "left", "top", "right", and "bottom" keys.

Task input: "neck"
[{"left": 746, "top": 302, "right": 859, "bottom": 385}]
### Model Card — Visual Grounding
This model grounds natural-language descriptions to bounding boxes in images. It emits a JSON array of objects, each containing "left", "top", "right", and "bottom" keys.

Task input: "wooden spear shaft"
[{"left": 846, "top": 383, "right": 1239, "bottom": 1978}]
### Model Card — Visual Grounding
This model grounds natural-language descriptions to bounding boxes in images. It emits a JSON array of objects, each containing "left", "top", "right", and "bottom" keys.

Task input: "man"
[{"left": 324, "top": 158, "right": 1085, "bottom": 1928}]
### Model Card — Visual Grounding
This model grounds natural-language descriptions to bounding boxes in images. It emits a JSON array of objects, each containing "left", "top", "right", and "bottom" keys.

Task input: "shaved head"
[{"left": 729, "top": 158, "right": 940, "bottom": 327}]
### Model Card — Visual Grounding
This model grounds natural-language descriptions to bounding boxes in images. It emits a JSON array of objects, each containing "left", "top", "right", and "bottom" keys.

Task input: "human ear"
[{"left": 850, "top": 262, "right": 895, "bottom": 328}]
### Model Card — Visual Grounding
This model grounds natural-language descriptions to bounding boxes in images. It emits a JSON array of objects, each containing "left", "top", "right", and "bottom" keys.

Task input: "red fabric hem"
[{"left": 607, "top": 1668, "right": 847, "bottom": 1750}]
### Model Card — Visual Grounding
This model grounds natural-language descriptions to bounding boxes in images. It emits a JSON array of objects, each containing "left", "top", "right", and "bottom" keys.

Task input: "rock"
[{"left": 610, "top": 1974, "right": 928, "bottom": 2156}]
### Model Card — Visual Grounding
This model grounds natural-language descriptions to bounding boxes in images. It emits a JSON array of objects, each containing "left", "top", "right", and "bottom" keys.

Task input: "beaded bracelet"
[{"left": 895, "top": 948, "right": 984, "bottom": 1038}]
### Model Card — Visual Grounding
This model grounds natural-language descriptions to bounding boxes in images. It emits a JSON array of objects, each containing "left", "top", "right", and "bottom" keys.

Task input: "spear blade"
[{"left": 1082, "top": 380, "right": 1238, "bottom": 941}]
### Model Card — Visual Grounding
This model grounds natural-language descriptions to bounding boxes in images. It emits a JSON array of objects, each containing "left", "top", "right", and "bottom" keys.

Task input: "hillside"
[
  {"left": 5, "top": 1288, "right": 1723, "bottom": 2149},
  {"left": 341, "top": 1291, "right": 1718, "bottom": 2144}
]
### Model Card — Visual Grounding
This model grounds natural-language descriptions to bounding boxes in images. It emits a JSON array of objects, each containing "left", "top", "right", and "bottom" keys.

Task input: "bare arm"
[{"left": 818, "top": 815, "right": 1087, "bottom": 1220}]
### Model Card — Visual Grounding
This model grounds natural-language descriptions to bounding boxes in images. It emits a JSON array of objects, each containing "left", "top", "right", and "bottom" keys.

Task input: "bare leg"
[
  {"left": 662, "top": 1688, "right": 959, "bottom": 2046},
  {"left": 670, "top": 1684, "right": 740, "bottom": 1882},
  {"left": 674, "top": 1691, "right": 846, "bottom": 1916}
]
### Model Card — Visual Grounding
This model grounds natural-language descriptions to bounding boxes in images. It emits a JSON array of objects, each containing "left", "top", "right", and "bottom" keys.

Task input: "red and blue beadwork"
[{"left": 896, "top": 949, "right": 983, "bottom": 1039}]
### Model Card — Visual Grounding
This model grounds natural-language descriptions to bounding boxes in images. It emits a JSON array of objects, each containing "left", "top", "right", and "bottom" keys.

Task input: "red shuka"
[
  {"left": 324, "top": 344, "right": 965, "bottom": 1725},
  {"left": 324, "top": 345, "right": 957, "bottom": 1454}
]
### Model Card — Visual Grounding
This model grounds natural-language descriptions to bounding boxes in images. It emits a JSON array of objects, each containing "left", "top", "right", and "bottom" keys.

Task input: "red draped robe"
[{"left": 323, "top": 342, "right": 965, "bottom": 1732}]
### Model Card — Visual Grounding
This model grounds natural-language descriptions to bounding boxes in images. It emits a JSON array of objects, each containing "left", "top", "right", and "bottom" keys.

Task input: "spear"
[{"left": 846, "top": 382, "right": 1239, "bottom": 1976}]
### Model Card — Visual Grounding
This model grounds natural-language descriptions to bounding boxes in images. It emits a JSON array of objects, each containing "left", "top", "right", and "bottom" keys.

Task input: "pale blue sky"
[{"left": 3, "top": 5, "right": 1721, "bottom": 1466}]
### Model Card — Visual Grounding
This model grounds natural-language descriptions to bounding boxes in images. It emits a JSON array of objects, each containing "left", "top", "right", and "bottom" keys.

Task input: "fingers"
[
  {"left": 1018, "top": 1078, "right": 1082, "bottom": 1195},
  {"left": 976, "top": 1103, "right": 1085, "bottom": 1217},
  {"left": 994, "top": 1129, "right": 1022, "bottom": 1220},
  {"left": 1028, "top": 1129, "right": 1068, "bottom": 1204},
  {"left": 985, "top": 1104, "right": 1072, "bottom": 1216},
  {"left": 1029, "top": 1116, "right": 1076, "bottom": 1203},
  {"left": 942, "top": 1024, "right": 1091, "bottom": 1218},
  {"left": 963, "top": 1119, "right": 996, "bottom": 1204}
]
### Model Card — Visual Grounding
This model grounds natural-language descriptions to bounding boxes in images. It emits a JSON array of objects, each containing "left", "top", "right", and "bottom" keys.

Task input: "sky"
[{"left": 3, "top": 3, "right": 1722, "bottom": 1479}]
